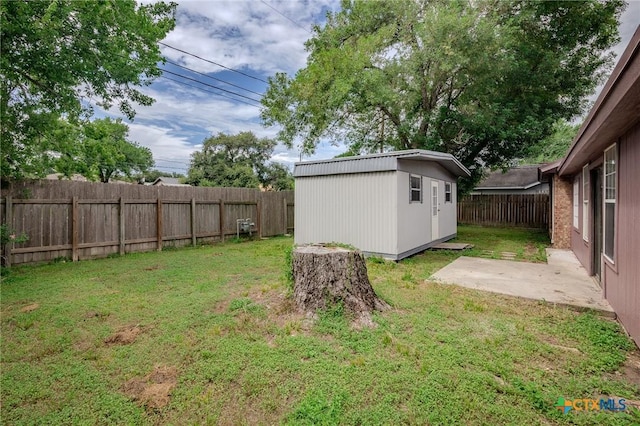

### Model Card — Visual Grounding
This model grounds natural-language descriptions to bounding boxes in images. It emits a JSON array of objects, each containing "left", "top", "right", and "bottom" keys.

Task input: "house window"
[
  {"left": 445, "top": 182, "right": 452, "bottom": 203},
  {"left": 604, "top": 144, "right": 616, "bottom": 261},
  {"left": 573, "top": 178, "right": 579, "bottom": 229},
  {"left": 582, "top": 164, "right": 589, "bottom": 242},
  {"left": 410, "top": 175, "right": 422, "bottom": 203}
]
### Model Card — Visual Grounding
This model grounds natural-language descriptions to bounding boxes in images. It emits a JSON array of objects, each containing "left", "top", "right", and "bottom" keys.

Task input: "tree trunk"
[{"left": 292, "top": 245, "right": 390, "bottom": 324}]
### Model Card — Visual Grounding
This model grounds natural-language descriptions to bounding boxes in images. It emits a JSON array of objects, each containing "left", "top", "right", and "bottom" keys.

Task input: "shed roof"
[
  {"left": 476, "top": 165, "right": 544, "bottom": 190},
  {"left": 294, "top": 149, "right": 470, "bottom": 178}
]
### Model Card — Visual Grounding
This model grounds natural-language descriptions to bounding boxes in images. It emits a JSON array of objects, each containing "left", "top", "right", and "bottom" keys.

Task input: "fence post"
[
  {"left": 283, "top": 197, "right": 288, "bottom": 235},
  {"left": 156, "top": 198, "right": 163, "bottom": 252},
  {"left": 219, "top": 199, "right": 225, "bottom": 242},
  {"left": 256, "top": 199, "right": 262, "bottom": 238},
  {"left": 191, "top": 198, "right": 197, "bottom": 247},
  {"left": 4, "top": 196, "right": 12, "bottom": 267},
  {"left": 119, "top": 197, "right": 125, "bottom": 255},
  {"left": 72, "top": 196, "right": 78, "bottom": 262}
]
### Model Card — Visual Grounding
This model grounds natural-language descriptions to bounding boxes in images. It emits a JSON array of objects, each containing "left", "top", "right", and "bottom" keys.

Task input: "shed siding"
[
  {"left": 604, "top": 122, "right": 640, "bottom": 346},
  {"left": 294, "top": 172, "right": 397, "bottom": 256},
  {"left": 440, "top": 181, "right": 457, "bottom": 238},
  {"left": 396, "top": 171, "right": 431, "bottom": 254}
]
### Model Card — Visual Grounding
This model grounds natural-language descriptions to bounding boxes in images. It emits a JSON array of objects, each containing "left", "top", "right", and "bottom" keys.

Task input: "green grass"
[{"left": 1, "top": 226, "right": 638, "bottom": 425}]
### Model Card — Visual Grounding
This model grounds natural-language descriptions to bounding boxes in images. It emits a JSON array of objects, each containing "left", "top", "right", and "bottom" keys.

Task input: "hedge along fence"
[
  {"left": 457, "top": 194, "right": 549, "bottom": 229},
  {"left": 0, "top": 180, "right": 294, "bottom": 266}
]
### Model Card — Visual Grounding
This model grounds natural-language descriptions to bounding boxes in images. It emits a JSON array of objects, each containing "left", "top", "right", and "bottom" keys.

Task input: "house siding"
[
  {"left": 571, "top": 172, "right": 591, "bottom": 273},
  {"left": 294, "top": 171, "right": 397, "bottom": 256},
  {"left": 396, "top": 171, "right": 431, "bottom": 255},
  {"left": 604, "top": 122, "right": 640, "bottom": 346}
]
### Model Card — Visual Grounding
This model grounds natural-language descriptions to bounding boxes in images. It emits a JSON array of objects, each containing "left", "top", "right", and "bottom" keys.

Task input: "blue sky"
[{"left": 97, "top": 0, "right": 640, "bottom": 175}]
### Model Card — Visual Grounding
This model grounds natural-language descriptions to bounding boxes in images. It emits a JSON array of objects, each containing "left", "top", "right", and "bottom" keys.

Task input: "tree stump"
[{"left": 292, "top": 245, "right": 390, "bottom": 324}]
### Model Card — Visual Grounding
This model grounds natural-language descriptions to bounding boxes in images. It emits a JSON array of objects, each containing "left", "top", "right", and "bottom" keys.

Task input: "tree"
[
  {"left": 261, "top": 0, "right": 624, "bottom": 192},
  {"left": 186, "top": 132, "right": 293, "bottom": 190},
  {"left": 0, "top": 0, "right": 176, "bottom": 179},
  {"left": 521, "top": 119, "right": 580, "bottom": 165},
  {"left": 55, "top": 118, "right": 154, "bottom": 183}
]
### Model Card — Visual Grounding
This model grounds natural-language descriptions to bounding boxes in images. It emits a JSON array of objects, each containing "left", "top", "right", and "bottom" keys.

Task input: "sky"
[{"left": 97, "top": 0, "right": 640, "bottom": 176}]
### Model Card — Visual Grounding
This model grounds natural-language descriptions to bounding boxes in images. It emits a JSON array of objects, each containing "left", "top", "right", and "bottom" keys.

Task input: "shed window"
[
  {"left": 582, "top": 164, "right": 589, "bottom": 242},
  {"left": 410, "top": 175, "right": 422, "bottom": 203},
  {"left": 572, "top": 178, "right": 579, "bottom": 229},
  {"left": 604, "top": 145, "right": 616, "bottom": 261},
  {"left": 445, "top": 182, "right": 452, "bottom": 203}
]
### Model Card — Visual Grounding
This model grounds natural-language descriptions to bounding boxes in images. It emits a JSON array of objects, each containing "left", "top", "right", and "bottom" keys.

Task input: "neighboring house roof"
[
  {"left": 475, "top": 165, "right": 545, "bottom": 190},
  {"left": 151, "top": 177, "right": 190, "bottom": 186},
  {"left": 558, "top": 25, "right": 640, "bottom": 176},
  {"left": 45, "top": 173, "right": 88, "bottom": 182},
  {"left": 294, "top": 149, "right": 470, "bottom": 178}
]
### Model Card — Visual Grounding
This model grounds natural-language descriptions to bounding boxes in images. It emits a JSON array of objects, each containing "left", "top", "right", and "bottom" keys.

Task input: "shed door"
[{"left": 431, "top": 180, "right": 439, "bottom": 240}]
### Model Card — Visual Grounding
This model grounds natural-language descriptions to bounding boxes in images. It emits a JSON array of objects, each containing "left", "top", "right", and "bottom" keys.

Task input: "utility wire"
[
  {"left": 160, "top": 69, "right": 262, "bottom": 104},
  {"left": 165, "top": 59, "right": 264, "bottom": 97},
  {"left": 159, "top": 75, "right": 262, "bottom": 108},
  {"left": 259, "top": 0, "right": 312, "bottom": 34},
  {"left": 159, "top": 42, "right": 268, "bottom": 84}
]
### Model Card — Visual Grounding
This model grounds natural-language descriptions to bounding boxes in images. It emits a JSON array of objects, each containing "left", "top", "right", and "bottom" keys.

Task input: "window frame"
[
  {"left": 603, "top": 144, "right": 617, "bottom": 263},
  {"left": 409, "top": 174, "right": 422, "bottom": 203},
  {"left": 444, "top": 182, "right": 452, "bottom": 203},
  {"left": 572, "top": 177, "right": 579, "bottom": 229},
  {"left": 582, "top": 164, "right": 589, "bottom": 242}
]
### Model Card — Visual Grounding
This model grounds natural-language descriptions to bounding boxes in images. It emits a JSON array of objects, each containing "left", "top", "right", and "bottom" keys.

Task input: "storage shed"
[{"left": 294, "top": 149, "right": 471, "bottom": 260}]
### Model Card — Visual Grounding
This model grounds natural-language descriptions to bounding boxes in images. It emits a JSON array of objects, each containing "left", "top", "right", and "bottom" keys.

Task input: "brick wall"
[{"left": 551, "top": 174, "right": 573, "bottom": 248}]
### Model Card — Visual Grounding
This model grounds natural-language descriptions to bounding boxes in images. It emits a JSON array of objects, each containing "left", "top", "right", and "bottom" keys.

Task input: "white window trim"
[
  {"left": 582, "top": 164, "right": 589, "bottom": 242},
  {"left": 445, "top": 182, "right": 452, "bottom": 203},
  {"left": 572, "top": 178, "right": 579, "bottom": 229},
  {"left": 603, "top": 144, "right": 616, "bottom": 263},
  {"left": 410, "top": 174, "right": 422, "bottom": 203}
]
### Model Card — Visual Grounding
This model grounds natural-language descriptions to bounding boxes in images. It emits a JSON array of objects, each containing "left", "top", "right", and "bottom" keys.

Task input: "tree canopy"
[
  {"left": 186, "top": 132, "right": 293, "bottom": 190},
  {"left": 261, "top": 0, "right": 624, "bottom": 190},
  {"left": 521, "top": 119, "right": 580, "bottom": 165},
  {"left": 54, "top": 118, "right": 153, "bottom": 183},
  {"left": 0, "top": 0, "right": 176, "bottom": 179}
]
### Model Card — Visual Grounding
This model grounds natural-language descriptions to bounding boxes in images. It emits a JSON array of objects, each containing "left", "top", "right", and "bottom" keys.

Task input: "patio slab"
[{"left": 430, "top": 249, "right": 614, "bottom": 316}]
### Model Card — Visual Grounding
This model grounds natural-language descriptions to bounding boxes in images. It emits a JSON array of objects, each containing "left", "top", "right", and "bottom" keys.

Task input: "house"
[
  {"left": 541, "top": 26, "right": 640, "bottom": 346},
  {"left": 294, "top": 149, "right": 470, "bottom": 260},
  {"left": 473, "top": 165, "right": 549, "bottom": 195},
  {"left": 151, "top": 177, "right": 190, "bottom": 187}
]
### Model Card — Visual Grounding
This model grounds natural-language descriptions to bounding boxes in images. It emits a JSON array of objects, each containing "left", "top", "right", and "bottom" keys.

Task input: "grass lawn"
[{"left": 1, "top": 225, "right": 638, "bottom": 425}]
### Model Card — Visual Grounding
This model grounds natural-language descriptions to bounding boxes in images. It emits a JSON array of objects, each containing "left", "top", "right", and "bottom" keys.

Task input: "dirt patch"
[
  {"left": 20, "top": 303, "right": 39, "bottom": 313},
  {"left": 105, "top": 325, "right": 142, "bottom": 345},
  {"left": 144, "top": 265, "right": 163, "bottom": 271},
  {"left": 123, "top": 365, "right": 177, "bottom": 410},
  {"left": 618, "top": 350, "right": 640, "bottom": 387}
]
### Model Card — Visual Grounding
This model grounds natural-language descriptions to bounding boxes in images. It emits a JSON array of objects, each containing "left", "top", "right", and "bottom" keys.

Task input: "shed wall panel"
[
  {"left": 397, "top": 160, "right": 457, "bottom": 182},
  {"left": 294, "top": 172, "right": 397, "bottom": 256},
  {"left": 440, "top": 181, "right": 457, "bottom": 238},
  {"left": 396, "top": 172, "right": 431, "bottom": 254}
]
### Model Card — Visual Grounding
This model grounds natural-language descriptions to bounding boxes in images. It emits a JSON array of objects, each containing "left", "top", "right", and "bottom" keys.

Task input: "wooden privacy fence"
[
  {"left": 1, "top": 180, "right": 294, "bottom": 266},
  {"left": 457, "top": 194, "right": 549, "bottom": 228}
]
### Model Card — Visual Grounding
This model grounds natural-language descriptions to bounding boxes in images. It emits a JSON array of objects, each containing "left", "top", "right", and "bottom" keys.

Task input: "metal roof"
[{"left": 294, "top": 149, "right": 470, "bottom": 178}]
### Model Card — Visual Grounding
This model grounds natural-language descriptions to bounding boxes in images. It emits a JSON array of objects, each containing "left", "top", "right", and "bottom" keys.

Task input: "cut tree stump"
[{"left": 292, "top": 245, "right": 390, "bottom": 325}]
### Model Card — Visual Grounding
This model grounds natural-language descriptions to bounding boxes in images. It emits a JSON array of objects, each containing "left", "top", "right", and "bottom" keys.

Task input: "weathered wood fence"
[
  {"left": 1, "top": 180, "right": 294, "bottom": 266},
  {"left": 457, "top": 194, "right": 549, "bottom": 228}
]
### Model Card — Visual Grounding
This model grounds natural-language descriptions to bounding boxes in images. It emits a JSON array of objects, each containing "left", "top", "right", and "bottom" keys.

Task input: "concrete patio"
[{"left": 430, "top": 249, "right": 614, "bottom": 315}]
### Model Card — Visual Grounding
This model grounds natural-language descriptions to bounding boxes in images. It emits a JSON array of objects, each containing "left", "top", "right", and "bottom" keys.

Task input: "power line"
[
  {"left": 159, "top": 42, "right": 268, "bottom": 84},
  {"left": 160, "top": 70, "right": 262, "bottom": 104},
  {"left": 165, "top": 58, "right": 264, "bottom": 97},
  {"left": 158, "top": 75, "right": 262, "bottom": 108},
  {"left": 259, "top": 0, "right": 312, "bottom": 34}
]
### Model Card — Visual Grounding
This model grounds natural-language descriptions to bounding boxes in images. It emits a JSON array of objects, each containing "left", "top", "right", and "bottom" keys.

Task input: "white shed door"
[{"left": 431, "top": 180, "right": 439, "bottom": 240}]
